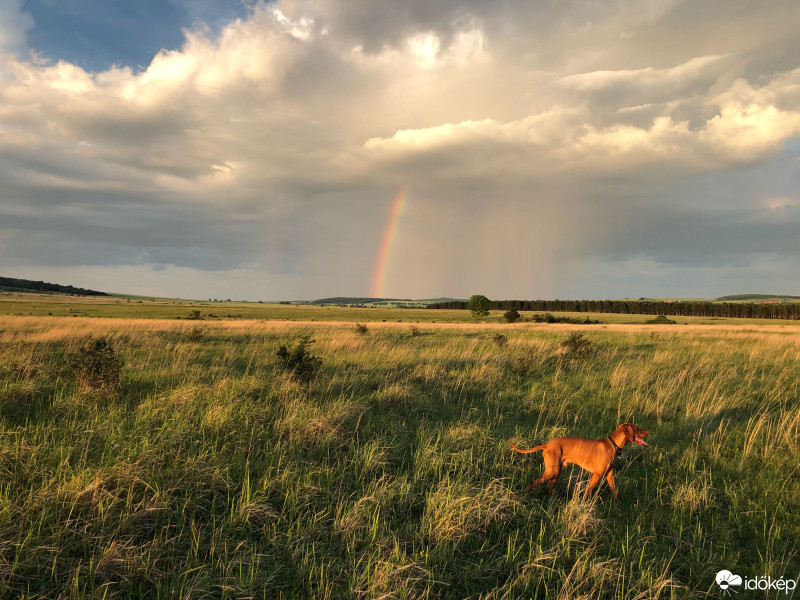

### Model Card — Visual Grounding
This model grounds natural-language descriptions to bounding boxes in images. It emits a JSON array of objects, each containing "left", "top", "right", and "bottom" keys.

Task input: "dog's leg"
[
  {"left": 526, "top": 451, "right": 561, "bottom": 493},
  {"left": 525, "top": 477, "right": 541, "bottom": 492},
  {"left": 583, "top": 472, "right": 602, "bottom": 499},
  {"left": 605, "top": 469, "right": 619, "bottom": 502},
  {"left": 526, "top": 467, "right": 560, "bottom": 492}
]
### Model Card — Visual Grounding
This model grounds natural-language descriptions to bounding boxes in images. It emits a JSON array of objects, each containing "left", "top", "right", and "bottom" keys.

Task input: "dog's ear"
[{"left": 622, "top": 423, "right": 635, "bottom": 441}]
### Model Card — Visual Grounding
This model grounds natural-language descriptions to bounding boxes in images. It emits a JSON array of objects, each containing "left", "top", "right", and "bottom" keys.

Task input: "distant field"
[
  {"left": 715, "top": 294, "right": 800, "bottom": 302},
  {"left": 0, "top": 315, "right": 798, "bottom": 598},
  {"left": 3, "top": 292, "right": 800, "bottom": 326},
  {"left": 0, "top": 293, "right": 472, "bottom": 322}
]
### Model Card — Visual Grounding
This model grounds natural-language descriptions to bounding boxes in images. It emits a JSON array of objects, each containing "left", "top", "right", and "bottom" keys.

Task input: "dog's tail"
[{"left": 509, "top": 440, "right": 546, "bottom": 454}]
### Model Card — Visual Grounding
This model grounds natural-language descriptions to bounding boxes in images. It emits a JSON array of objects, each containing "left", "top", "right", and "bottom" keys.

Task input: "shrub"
[
  {"left": 646, "top": 315, "right": 677, "bottom": 325},
  {"left": 72, "top": 338, "right": 122, "bottom": 393},
  {"left": 503, "top": 308, "right": 520, "bottom": 323},
  {"left": 559, "top": 332, "right": 592, "bottom": 358},
  {"left": 510, "top": 349, "right": 553, "bottom": 377},
  {"left": 531, "top": 312, "right": 558, "bottom": 323},
  {"left": 354, "top": 322, "right": 368, "bottom": 335},
  {"left": 531, "top": 313, "right": 601, "bottom": 324},
  {"left": 186, "top": 310, "right": 204, "bottom": 320},
  {"left": 511, "top": 353, "right": 531, "bottom": 376},
  {"left": 186, "top": 326, "right": 206, "bottom": 342},
  {"left": 493, "top": 333, "right": 508, "bottom": 347},
  {"left": 410, "top": 326, "right": 421, "bottom": 337},
  {"left": 276, "top": 336, "right": 322, "bottom": 382}
]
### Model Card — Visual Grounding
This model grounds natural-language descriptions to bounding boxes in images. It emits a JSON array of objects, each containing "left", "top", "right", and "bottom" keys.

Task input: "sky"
[{"left": 1, "top": 0, "right": 799, "bottom": 300}]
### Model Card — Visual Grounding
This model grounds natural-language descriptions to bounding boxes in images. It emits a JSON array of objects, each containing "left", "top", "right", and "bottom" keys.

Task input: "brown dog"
[{"left": 510, "top": 423, "right": 649, "bottom": 501}]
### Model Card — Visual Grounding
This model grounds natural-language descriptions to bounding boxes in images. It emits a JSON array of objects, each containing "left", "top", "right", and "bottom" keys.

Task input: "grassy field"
[
  {"left": 0, "top": 315, "right": 799, "bottom": 598},
  {"left": 0, "top": 293, "right": 471, "bottom": 323},
  {"left": 4, "top": 292, "right": 800, "bottom": 327}
]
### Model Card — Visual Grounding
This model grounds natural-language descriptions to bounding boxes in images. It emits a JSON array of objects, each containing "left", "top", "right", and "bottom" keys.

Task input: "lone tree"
[
  {"left": 503, "top": 307, "right": 520, "bottom": 323},
  {"left": 468, "top": 294, "right": 491, "bottom": 320}
]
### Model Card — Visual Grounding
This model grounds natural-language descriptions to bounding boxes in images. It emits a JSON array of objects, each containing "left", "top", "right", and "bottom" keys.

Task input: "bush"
[
  {"left": 511, "top": 353, "right": 532, "bottom": 376},
  {"left": 559, "top": 332, "right": 592, "bottom": 358},
  {"left": 510, "top": 350, "right": 556, "bottom": 377},
  {"left": 72, "top": 338, "right": 122, "bottom": 393},
  {"left": 354, "top": 322, "right": 368, "bottom": 335},
  {"left": 186, "top": 326, "right": 206, "bottom": 342},
  {"left": 646, "top": 315, "right": 677, "bottom": 324},
  {"left": 531, "top": 313, "right": 559, "bottom": 323},
  {"left": 503, "top": 308, "right": 520, "bottom": 323},
  {"left": 276, "top": 336, "right": 322, "bottom": 382},
  {"left": 493, "top": 333, "right": 508, "bottom": 347},
  {"left": 410, "top": 326, "right": 421, "bottom": 337},
  {"left": 531, "top": 313, "right": 601, "bottom": 324},
  {"left": 186, "top": 310, "right": 204, "bottom": 321}
]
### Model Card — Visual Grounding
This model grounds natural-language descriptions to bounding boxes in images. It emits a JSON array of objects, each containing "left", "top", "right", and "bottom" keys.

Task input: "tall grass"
[{"left": 0, "top": 317, "right": 798, "bottom": 598}]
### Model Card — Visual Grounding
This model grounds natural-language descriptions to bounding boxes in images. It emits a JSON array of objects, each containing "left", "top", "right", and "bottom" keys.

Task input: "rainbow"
[{"left": 370, "top": 188, "right": 407, "bottom": 298}]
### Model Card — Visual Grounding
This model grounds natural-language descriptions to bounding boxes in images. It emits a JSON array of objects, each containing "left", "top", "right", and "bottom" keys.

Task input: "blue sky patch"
[{"left": 23, "top": 0, "right": 249, "bottom": 71}]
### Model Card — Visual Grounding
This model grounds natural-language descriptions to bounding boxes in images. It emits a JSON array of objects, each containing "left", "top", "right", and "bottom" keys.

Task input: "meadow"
[
  {"left": 0, "top": 312, "right": 798, "bottom": 598},
  {"left": 4, "top": 292, "right": 800, "bottom": 327}
]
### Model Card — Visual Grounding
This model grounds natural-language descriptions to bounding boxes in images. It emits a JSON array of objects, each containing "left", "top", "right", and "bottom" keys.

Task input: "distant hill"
[
  {"left": 310, "top": 297, "right": 409, "bottom": 305},
  {"left": 309, "top": 297, "right": 465, "bottom": 305},
  {"left": 0, "top": 276, "right": 109, "bottom": 297},
  {"left": 715, "top": 294, "right": 800, "bottom": 301}
]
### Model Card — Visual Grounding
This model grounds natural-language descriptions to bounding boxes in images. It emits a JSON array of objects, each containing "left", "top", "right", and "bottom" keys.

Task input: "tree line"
[
  {"left": 428, "top": 299, "right": 800, "bottom": 320},
  {"left": 0, "top": 276, "right": 109, "bottom": 297}
]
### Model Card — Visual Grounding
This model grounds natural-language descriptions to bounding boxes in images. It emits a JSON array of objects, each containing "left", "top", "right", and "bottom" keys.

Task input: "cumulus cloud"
[
  {"left": 357, "top": 69, "right": 800, "bottom": 180},
  {"left": 2, "top": 0, "right": 800, "bottom": 298}
]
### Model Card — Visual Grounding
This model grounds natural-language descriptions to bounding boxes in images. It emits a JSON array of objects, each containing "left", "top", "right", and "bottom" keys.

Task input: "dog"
[{"left": 510, "top": 423, "right": 649, "bottom": 501}]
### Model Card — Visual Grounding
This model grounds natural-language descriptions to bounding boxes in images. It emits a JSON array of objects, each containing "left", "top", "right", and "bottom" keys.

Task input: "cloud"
[
  {"left": 356, "top": 71, "right": 800, "bottom": 180},
  {"left": 765, "top": 196, "right": 797, "bottom": 212},
  {"left": 0, "top": 0, "right": 33, "bottom": 55},
  {"left": 2, "top": 0, "right": 800, "bottom": 298},
  {"left": 559, "top": 54, "right": 728, "bottom": 92}
]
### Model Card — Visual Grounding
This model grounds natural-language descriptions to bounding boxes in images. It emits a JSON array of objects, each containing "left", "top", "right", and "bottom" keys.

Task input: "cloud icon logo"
[{"left": 716, "top": 570, "right": 743, "bottom": 592}]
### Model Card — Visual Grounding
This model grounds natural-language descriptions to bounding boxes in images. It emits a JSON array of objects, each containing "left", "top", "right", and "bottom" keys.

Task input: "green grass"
[
  {"left": 0, "top": 317, "right": 798, "bottom": 598},
  {"left": 4, "top": 293, "right": 800, "bottom": 327},
  {"left": 0, "top": 293, "right": 471, "bottom": 322}
]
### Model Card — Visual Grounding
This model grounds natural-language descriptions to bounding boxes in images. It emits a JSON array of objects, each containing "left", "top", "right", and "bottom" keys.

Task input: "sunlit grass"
[{"left": 0, "top": 316, "right": 798, "bottom": 598}]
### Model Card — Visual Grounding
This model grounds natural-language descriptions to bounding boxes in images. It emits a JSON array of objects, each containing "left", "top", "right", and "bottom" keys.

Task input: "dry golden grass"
[{"left": 1, "top": 314, "right": 799, "bottom": 598}]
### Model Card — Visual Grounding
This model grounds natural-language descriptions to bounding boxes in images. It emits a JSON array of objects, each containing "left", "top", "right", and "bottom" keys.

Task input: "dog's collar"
[{"left": 607, "top": 436, "right": 622, "bottom": 457}]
